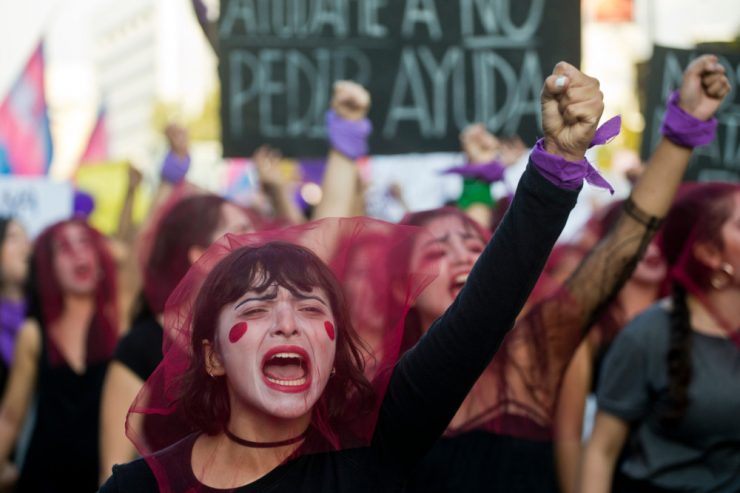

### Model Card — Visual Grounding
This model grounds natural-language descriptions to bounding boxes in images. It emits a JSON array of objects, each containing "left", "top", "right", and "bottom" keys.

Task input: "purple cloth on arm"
[
  {"left": 161, "top": 151, "right": 191, "bottom": 184},
  {"left": 73, "top": 190, "right": 95, "bottom": 218},
  {"left": 661, "top": 91, "right": 718, "bottom": 148},
  {"left": 443, "top": 161, "right": 506, "bottom": 183},
  {"left": 529, "top": 115, "right": 620, "bottom": 194},
  {"left": 326, "top": 110, "right": 372, "bottom": 160},
  {"left": 0, "top": 299, "right": 26, "bottom": 366}
]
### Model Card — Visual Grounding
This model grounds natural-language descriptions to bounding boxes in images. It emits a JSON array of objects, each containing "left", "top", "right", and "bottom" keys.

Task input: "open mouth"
[
  {"left": 642, "top": 255, "right": 664, "bottom": 269},
  {"left": 73, "top": 264, "right": 94, "bottom": 281},
  {"left": 450, "top": 273, "right": 468, "bottom": 298},
  {"left": 261, "top": 346, "right": 311, "bottom": 393}
]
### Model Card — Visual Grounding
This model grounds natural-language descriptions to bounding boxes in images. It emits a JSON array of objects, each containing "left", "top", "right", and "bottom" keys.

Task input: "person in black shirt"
[
  {"left": 0, "top": 219, "right": 120, "bottom": 493},
  {"left": 100, "top": 193, "right": 257, "bottom": 481},
  {"left": 99, "top": 61, "right": 598, "bottom": 492},
  {"left": 399, "top": 55, "right": 731, "bottom": 493}
]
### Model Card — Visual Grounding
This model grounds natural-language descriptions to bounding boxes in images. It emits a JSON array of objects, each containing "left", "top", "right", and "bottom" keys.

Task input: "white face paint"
[
  {"left": 215, "top": 284, "right": 337, "bottom": 420},
  {"left": 412, "top": 215, "right": 485, "bottom": 330}
]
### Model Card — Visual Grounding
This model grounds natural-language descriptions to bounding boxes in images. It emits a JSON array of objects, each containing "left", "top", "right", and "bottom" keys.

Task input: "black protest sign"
[
  {"left": 641, "top": 45, "right": 740, "bottom": 182},
  {"left": 219, "top": 0, "right": 581, "bottom": 157}
]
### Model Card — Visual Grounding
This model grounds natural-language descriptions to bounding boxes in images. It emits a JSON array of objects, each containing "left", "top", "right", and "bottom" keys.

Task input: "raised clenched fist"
[
  {"left": 460, "top": 124, "right": 500, "bottom": 164},
  {"left": 677, "top": 55, "right": 731, "bottom": 121},
  {"left": 541, "top": 62, "right": 604, "bottom": 162},
  {"left": 253, "top": 145, "right": 284, "bottom": 189},
  {"left": 331, "top": 81, "right": 371, "bottom": 121}
]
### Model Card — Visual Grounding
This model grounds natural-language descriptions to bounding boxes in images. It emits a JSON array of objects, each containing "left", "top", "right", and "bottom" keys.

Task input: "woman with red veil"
[{"left": 99, "top": 60, "right": 592, "bottom": 492}]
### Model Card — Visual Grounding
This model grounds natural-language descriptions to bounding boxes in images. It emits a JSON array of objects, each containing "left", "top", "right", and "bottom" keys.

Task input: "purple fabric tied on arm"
[
  {"left": 661, "top": 90, "right": 718, "bottom": 148},
  {"left": 191, "top": 0, "right": 209, "bottom": 26},
  {"left": 443, "top": 161, "right": 506, "bottom": 184},
  {"left": 326, "top": 110, "right": 373, "bottom": 160},
  {"left": 0, "top": 299, "right": 27, "bottom": 366},
  {"left": 73, "top": 190, "right": 95, "bottom": 218},
  {"left": 530, "top": 115, "right": 621, "bottom": 194},
  {"left": 161, "top": 151, "right": 191, "bottom": 184}
]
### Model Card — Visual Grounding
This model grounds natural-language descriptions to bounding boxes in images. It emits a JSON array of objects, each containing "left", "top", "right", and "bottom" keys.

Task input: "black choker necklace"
[{"left": 224, "top": 428, "right": 308, "bottom": 448}]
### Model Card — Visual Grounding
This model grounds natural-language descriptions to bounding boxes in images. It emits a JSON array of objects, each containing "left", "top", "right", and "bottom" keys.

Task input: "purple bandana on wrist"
[
  {"left": 73, "top": 190, "right": 95, "bottom": 219},
  {"left": 326, "top": 110, "right": 373, "bottom": 160},
  {"left": 443, "top": 160, "right": 506, "bottom": 183},
  {"left": 0, "top": 299, "right": 27, "bottom": 366},
  {"left": 661, "top": 90, "right": 718, "bottom": 148},
  {"left": 161, "top": 151, "right": 191, "bottom": 184},
  {"left": 530, "top": 115, "right": 621, "bottom": 194}
]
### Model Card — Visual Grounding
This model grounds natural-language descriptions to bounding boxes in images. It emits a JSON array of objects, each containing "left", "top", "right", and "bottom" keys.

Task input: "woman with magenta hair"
[
  {"left": 99, "top": 192, "right": 257, "bottom": 480},
  {"left": 0, "top": 218, "right": 119, "bottom": 492},
  {"left": 580, "top": 181, "right": 740, "bottom": 492},
  {"left": 400, "top": 55, "right": 730, "bottom": 493},
  {"left": 99, "top": 60, "right": 589, "bottom": 491}
]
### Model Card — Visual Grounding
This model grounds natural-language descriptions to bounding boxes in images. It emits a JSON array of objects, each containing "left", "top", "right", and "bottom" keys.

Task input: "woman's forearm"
[
  {"left": 312, "top": 150, "right": 359, "bottom": 220},
  {"left": 579, "top": 445, "right": 616, "bottom": 493}
]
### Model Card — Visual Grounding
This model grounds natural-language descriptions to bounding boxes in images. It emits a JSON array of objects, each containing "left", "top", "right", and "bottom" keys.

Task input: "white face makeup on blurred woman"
[{"left": 412, "top": 215, "right": 486, "bottom": 329}]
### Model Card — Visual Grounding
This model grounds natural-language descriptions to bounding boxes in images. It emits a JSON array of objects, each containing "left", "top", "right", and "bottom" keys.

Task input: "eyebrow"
[
  {"left": 233, "top": 290, "right": 328, "bottom": 310},
  {"left": 293, "top": 292, "right": 328, "bottom": 306},
  {"left": 422, "top": 230, "right": 482, "bottom": 248},
  {"left": 422, "top": 234, "right": 450, "bottom": 248},
  {"left": 460, "top": 231, "right": 483, "bottom": 241}
]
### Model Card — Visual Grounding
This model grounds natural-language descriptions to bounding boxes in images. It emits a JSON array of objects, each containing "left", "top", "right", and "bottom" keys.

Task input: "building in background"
[
  {"left": 92, "top": 0, "right": 158, "bottom": 167},
  {"left": 91, "top": 0, "right": 219, "bottom": 179}
]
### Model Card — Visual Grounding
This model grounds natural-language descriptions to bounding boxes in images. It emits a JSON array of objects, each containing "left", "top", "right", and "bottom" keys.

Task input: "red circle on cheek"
[
  {"left": 324, "top": 321, "right": 335, "bottom": 341},
  {"left": 228, "top": 322, "right": 248, "bottom": 344}
]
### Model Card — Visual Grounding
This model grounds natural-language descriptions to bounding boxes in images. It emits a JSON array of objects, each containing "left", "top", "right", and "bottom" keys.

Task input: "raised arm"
[
  {"left": 457, "top": 124, "right": 502, "bottom": 228},
  {"left": 253, "top": 145, "right": 306, "bottom": 225},
  {"left": 311, "top": 81, "right": 371, "bottom": 220},
  {"left": 535, "top": 56, "right": 732, "bottom": 485},
  {"left": 150, "top": 124, "right": 191, "bottom": 215},
  {"left": 373, "top": 62, "right": 603, "bottom": 465},
  {"left": 114, "top": 164, "right": 143, "bottom": 244},
  {"left": 564, "top": 55, "right": 730, "bottom": 337}
]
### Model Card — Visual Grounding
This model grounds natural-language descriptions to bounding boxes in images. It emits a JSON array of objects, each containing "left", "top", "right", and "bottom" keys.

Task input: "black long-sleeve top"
[{"left": 99, "top": 163, "right": 579, "bottom": 493}]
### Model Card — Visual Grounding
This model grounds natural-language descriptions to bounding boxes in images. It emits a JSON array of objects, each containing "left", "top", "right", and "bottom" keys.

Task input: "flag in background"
[
  {"left": 79, "top": 106, "right": 108, "bottom": 164},
  {"left": 0, "top": 43, "right": 53, "bottom": 175}
]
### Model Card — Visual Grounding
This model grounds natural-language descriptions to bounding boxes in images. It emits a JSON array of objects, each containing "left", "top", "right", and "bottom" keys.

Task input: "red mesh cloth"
[
  {"left": 31, "top": 218, "right": 118, "bottom": 366},
  {"left": 126, "top": 217, "right": 436, "bottom": 488},
  {"left": 399, "top": 197, "right": 667, "bottom": 441},
  {"left": 661, "top": 182, "right": 740, "bottom": 348}
]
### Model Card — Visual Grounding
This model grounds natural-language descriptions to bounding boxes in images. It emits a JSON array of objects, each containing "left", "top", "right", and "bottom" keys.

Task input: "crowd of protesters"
[{"left": 0, "top": 52, "right": 736, "bottom": 493}]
